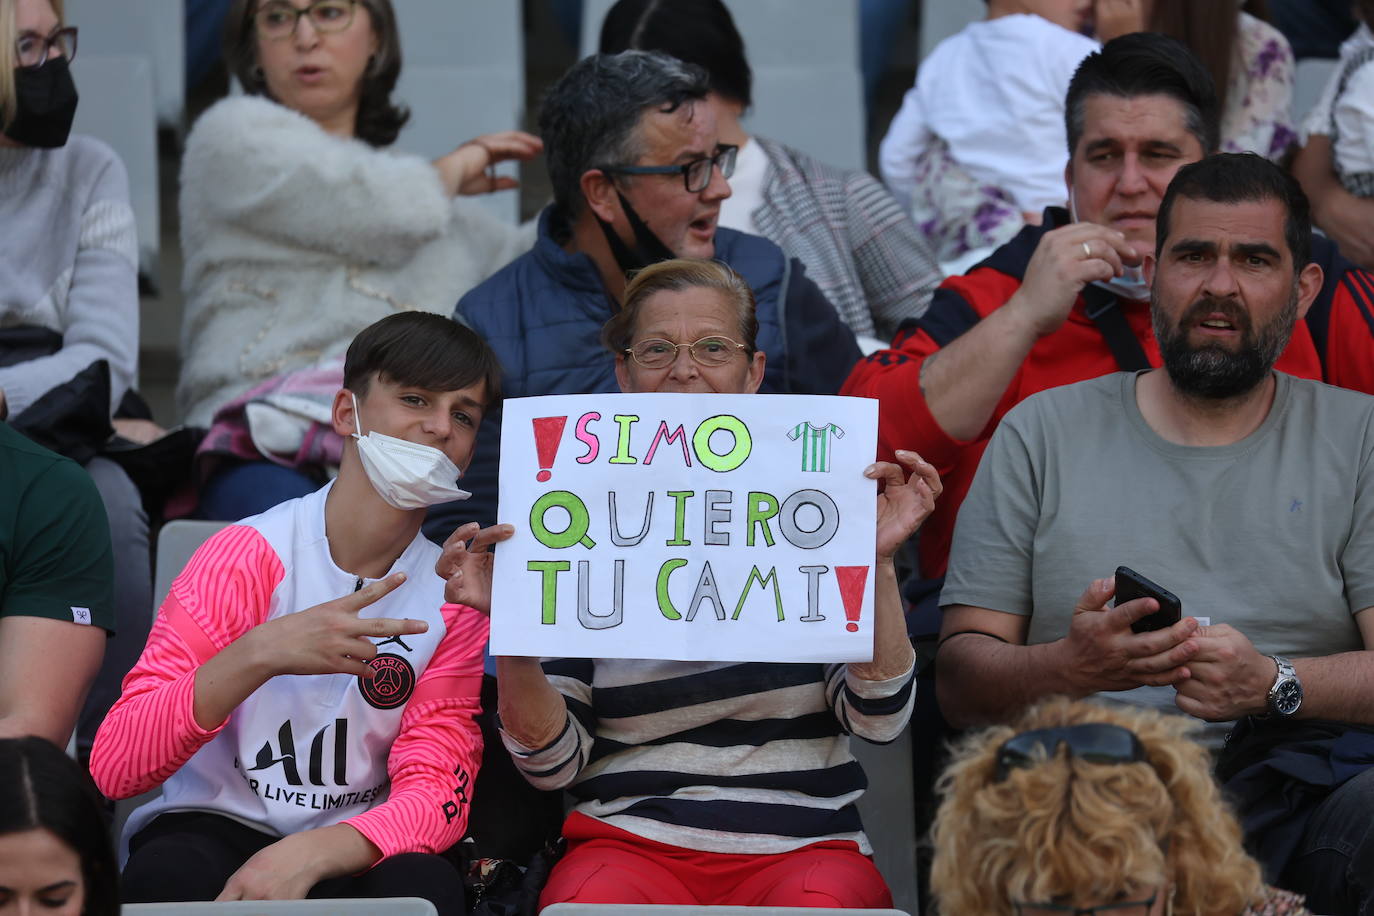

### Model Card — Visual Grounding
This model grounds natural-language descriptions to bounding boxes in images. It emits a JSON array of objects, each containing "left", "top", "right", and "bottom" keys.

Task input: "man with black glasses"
[{"left": 434, "top": 51, "right": 861, "bottom": 538}]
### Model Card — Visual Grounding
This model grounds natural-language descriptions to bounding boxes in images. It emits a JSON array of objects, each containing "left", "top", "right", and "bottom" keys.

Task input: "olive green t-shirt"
[
  {"left": 0, "top": 423, "right": 114, "bottom": 630},
  {"left": 942, "top": 371, "right": 1374, "bottom": 741}
]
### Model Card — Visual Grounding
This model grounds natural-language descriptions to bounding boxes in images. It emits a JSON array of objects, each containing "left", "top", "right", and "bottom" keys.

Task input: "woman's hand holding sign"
[
  {"left": 869, "top": 449, "right": 942, "bottom": 562},
  {"left": 852, "top": 449, "right": 943, "bottom": 683}
]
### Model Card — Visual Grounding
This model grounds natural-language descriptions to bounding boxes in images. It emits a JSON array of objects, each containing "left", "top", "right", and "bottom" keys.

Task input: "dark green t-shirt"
[{"left": 0, "top": 423, "right": 114, "bottom": 631}]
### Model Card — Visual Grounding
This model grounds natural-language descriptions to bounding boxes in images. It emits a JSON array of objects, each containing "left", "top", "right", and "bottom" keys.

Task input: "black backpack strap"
[{"left": 1082, "top": 286, "right": 1150, "bottom": 371}]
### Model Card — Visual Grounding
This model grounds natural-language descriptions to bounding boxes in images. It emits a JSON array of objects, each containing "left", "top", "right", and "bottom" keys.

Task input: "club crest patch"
[{"left": 358, "top": 653, "right": 415, "bottom": 710}]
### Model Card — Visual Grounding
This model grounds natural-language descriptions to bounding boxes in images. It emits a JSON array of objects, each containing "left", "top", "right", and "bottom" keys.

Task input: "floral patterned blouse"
[{"left": 1222, "top": 13, "right": 1298, "bottom": 161}]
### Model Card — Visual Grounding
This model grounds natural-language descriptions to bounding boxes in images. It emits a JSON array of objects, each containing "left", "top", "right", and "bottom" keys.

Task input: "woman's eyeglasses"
[
  {"left": 14, "top": 26, "right": 77, "bottom": 69},
  {"left": 255, "top": 0, "right": 357, "bottom": 41},
  {"left": 625, "top": 336, "right": 748, "bottom": 369},
  {"left": 994, "top": 723, "right": 1147, "bottom": 782},
  {"left": 599, "top": 145, "right": 739, "bottom": 194}
]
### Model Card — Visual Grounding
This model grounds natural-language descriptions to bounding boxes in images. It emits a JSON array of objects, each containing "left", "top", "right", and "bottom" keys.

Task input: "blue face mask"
[
  {"left": 1093, "top": 264, "right": 1151, "bottom": 302},
  {"left": 1069, "top": 189, "right": 1152, "bottom": 302}
]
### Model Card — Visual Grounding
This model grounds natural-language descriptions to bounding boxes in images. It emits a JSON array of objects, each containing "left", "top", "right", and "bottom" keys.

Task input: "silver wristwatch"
[{"left": 1266, "top": 655, "right": 1303, "bottom": 717}]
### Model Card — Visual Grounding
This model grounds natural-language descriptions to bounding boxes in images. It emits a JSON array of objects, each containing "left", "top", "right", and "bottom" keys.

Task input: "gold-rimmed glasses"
[{"left": 625, "top": 336, "right": 749, "bottom": 369}]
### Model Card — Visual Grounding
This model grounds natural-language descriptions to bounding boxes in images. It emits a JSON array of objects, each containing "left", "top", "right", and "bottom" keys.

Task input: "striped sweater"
[{"left": 501, "top": 657, "right": 915, "bottom": 855}]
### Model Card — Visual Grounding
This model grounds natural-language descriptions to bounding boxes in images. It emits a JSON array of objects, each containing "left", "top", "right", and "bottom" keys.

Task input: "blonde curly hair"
[{"left": 929, "top": 697, "right": 1264, "bottom": 916}]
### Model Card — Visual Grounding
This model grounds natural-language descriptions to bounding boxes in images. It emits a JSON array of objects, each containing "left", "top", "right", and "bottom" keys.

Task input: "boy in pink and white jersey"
[{"left": 91, "top": 313, "right": 502, "bottom": 913}]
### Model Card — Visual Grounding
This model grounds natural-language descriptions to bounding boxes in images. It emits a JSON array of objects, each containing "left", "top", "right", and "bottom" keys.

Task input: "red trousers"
[{"left": 540, "top": 813, "right": 893, "bottom": 909}]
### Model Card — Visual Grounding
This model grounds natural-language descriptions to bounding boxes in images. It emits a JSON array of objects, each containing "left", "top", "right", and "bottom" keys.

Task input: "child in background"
[
  {"left": 879, "top": 0, "right": 1098, "bottom": 265},
  {"left": 1302, "top": 0, "right": 1374, "bottom": 196}
]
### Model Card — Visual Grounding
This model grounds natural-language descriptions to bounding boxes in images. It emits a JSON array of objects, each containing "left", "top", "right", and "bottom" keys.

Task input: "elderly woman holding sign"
[{"left": 439, "top": 258, "right": 940, "bottom": 909}]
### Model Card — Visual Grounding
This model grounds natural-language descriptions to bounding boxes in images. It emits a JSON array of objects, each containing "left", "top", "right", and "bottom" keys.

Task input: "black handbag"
[{"left": 1, "top": 325, "right": 200, "bottom": 516}]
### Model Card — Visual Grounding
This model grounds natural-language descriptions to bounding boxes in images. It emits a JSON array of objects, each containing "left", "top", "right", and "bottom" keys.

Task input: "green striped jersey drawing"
[{"left": 787, "top": 422, "right": 845, "bottom": 472}]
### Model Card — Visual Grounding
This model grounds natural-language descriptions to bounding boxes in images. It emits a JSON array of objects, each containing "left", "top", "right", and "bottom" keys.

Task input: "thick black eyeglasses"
[
  {"left": 1013, "top": 896, "right": 1157, "bottom": 916},
  {"left": 598, "top": 144, "right": 738, "bottom": 193},
  {"left": 255, "top": 0, "right": 357, "bottom": 40},
  {"left": 994, "top": 723, "right": 1146, "bottom": 782},
  {"left": 15, "top": 26, "right": 77, "bottom": 69}
]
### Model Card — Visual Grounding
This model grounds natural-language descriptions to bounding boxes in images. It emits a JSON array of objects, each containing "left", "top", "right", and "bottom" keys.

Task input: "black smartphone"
[{"left": 1115, "top": 566, "right": 1183, "bottom": 634}]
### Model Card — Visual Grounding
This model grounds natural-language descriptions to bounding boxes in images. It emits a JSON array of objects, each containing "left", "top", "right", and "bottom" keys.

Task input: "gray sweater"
[{"left": 0, "top": 136, "right": 139, "bottom": 417}]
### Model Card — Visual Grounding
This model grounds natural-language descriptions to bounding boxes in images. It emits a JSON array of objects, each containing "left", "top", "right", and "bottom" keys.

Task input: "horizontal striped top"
[{"left": 500, "top": 658, "right": 915, "bottom": 855}]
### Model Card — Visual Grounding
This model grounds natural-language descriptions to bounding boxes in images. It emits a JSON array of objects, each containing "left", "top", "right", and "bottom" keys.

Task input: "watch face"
[{"left": 1273, "top": 679, "right": 1303, "bottom": 715}]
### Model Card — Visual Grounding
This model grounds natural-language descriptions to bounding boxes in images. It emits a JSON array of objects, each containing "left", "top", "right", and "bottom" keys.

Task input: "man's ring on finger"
[{"left": 1082, "top": 240, "right": 1093, "bottom": 259}]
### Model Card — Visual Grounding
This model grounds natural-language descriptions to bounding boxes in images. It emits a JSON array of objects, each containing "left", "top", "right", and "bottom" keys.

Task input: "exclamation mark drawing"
[
  {"left": 532, "top": 416, "right": 568, "bottom": 482},
  {"left": 834, "top": 566, "right": 869, "bottom": 632}
]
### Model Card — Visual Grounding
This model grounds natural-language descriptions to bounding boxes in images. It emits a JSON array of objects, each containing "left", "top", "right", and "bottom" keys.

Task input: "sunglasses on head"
[{"left": 994, "top": 723, "right": 1147, "bottom": 781}]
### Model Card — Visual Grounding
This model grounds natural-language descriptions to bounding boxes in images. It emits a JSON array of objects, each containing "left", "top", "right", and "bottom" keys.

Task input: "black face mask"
[
  {"left": 2, "top": 57, "right": 79, "bottom": 148},
  {"left": 595, "top": 191, "right": 679, "bottom": 280}
]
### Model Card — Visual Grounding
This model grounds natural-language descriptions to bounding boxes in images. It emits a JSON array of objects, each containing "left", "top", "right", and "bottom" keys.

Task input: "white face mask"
[
  {"left": 351, "top": 394, "right": 471, "bottom": 510},
  {"left": 1069, "top": 188, "right": 1152, "bottom": 302}
]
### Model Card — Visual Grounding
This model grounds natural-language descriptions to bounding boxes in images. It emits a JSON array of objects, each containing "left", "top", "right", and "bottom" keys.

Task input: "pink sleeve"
[
  {"left": 344, "top": 603, "right": 487, "bottom": 858},
  {"left": 89, "top": 525, "right": 283, "bottom": 800}
]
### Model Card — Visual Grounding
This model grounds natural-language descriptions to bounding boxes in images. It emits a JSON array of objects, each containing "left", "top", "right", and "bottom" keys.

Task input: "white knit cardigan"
[{"left": 176, "top": 96, "right": 533, "bottom": 427}]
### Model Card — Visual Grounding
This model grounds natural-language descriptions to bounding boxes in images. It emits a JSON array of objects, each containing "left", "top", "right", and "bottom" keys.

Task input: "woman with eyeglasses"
[
  {"left": 439, "top": 258, "right": 941, "bottom": 908},
  {"left": 0, "top": 0, "right": 158, "bottom": 761},
  {"left": 930, "top": 697, "right": 1311, "bottom": 916},
  {"left": 178, "top": 0, "right": 542, "bottom": 520}
]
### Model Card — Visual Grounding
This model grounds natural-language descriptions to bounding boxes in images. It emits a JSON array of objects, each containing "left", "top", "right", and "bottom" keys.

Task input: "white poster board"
[{"left": 490, "top": 393, "right": 879, "bottom": 662}]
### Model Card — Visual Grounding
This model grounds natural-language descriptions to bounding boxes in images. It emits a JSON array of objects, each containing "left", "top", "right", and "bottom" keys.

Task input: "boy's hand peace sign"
[{"left": 250, "top": 572, "right": 428, "bottom": 679}]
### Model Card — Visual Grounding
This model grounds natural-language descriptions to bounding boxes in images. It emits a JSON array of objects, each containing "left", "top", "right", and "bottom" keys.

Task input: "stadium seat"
[
  {"left": 65, "top": 0, "right": 186, "bottom": 132},
  {"left": 121, "top": 899, "right": 438, "bottom": 915},
  {"left": 917, "top": 0, "right": 980, "bottom": 60},
  {"left": 111, "top": 519, "right": 231, "bottom": 850},
  {"left": 579, "top": 0, "right": 864, "bottom": 171},
  {"left": 544, "top": 907, "right": 912, "bottom": 915},
  {"left": 152, "top": 520, "right": 229, "bottom": 618},
  {"left": 721, "top": 0, "right": 859, "bottom": 70},
  {"left": 580, "top": 0, "right": 860, "bottom": 71},
  {"left": 395, "top": 0, "right": 523, "bottom": 73},
  {"left": 748, "top": 66, "right": 865, "bottom": 171},
  {"left": 70, "top": 55, "right": 161, "bottom": 289},
  {"left": 1293, "top": 57, "right": 1338, "bottom": 131},
  {"left": 851, "top": 725, "right": 919, "bottom": 915},
  {"left": 393, "top": 65, "right": 524, "bottom": 225}
]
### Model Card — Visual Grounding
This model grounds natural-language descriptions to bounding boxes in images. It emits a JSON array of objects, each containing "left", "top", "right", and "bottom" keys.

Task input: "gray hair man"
[{"left": 434, "top": 51, "right": 861, "bottom": 534}]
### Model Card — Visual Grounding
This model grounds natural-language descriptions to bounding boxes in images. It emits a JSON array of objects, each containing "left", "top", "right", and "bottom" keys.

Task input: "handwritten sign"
[{"left": 489, "top": 393, "right": 879, "bottom": 663}]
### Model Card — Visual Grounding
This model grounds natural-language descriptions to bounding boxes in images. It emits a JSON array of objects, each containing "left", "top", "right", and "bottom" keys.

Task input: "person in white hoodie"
[
  {"left": 179, "top": 0, "right": 541, "bottom": 520},
  {"left": 878, "top": 0, "right": 1098, "bottom": 265}
]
